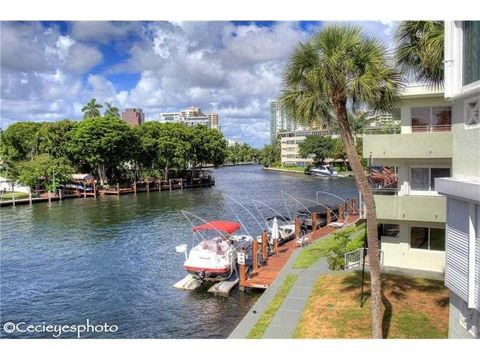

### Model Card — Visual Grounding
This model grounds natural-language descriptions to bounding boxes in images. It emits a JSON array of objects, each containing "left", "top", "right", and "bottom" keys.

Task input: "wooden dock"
[{"left": 241, "top": 212, "right": 360, "bottom": 290}]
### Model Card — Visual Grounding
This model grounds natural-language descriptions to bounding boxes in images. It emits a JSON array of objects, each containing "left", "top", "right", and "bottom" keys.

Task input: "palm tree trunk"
[{"left": 335, "top": 100, "right": 383, "bottom": 339}]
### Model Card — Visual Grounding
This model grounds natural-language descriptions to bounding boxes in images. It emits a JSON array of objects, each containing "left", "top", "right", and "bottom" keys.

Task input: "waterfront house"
[
  {"left": 435, "top": 21, "right": 480, "bottom": 339},
  {"left": 363, "top": 84, "right": 452, "bottom": 274}
]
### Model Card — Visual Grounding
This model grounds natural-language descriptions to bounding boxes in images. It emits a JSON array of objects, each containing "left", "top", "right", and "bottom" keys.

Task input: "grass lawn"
[
  {"left": 0, "top": 192, "right": 29, "bottom": 200},
  {"left": 247, "top": 274, "right": 298, "bottom": 339},
  {"left": 293, "top": 223, "right": 365, "bottom": 269},
  {"left": 294, "top": 272, "right": 449, "bottom": 339},
  {"left": 267, "top": 166, "right": 306, "bottom": 173}
]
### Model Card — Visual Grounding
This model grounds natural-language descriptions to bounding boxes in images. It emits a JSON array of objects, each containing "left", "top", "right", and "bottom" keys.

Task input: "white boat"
[
  {"left": 257, "top": 216, "right": 296, "bottom": 245},
  {"left": 310, "top": 165, "right": 338, "bottom": 177},
  {"left": 179, "top": 220, "right": 252, "bottom": 281}
]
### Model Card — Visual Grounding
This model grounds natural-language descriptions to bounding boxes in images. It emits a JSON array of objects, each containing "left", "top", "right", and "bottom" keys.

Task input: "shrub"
[{"left": 326, "top": 228, "right": 366, "bottom": 271}]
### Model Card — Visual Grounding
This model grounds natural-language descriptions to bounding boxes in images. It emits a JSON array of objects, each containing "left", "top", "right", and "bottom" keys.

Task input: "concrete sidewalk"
[{"left": 262, "top": 259, "right": 333, "bottom": 338}]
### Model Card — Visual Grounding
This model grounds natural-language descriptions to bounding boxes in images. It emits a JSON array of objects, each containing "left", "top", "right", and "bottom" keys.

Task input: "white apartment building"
[
  {"left": 363, "top": 84, "right": 453, "bottom": 274},
  {"left": 435, "top": 21, "right": 480, "bottom": 339},
  {"left": 158, "top": 106, "right": 219, "bottom": 130},
  {"left": 279, "top": 128, "right": 335, "bottom": 167}
]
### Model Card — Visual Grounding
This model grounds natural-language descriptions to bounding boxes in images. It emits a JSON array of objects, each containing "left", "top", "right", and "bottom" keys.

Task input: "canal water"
[{"left": 0, "top": 166, "right": 357, "bottom": 338}]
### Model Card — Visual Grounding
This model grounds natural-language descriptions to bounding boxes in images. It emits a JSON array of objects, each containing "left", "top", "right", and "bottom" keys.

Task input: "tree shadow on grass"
[{"left": 340, "top": 271, "right": 447, "bottom": 338}]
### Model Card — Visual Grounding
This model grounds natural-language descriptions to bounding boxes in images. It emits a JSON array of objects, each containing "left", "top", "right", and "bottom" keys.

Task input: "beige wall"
[
  {"left": 450, "top": 91, "right": 480, "bottom": 178},
  {"left": 400, "top": 95, "right": 451, "bottom": 134},
  {"left": 381, "top": 222, "right": 446, "bottom": 273}
]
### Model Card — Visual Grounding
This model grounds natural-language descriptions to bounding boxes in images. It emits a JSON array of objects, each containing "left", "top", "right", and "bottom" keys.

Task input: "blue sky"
[{"left": 0, "top": 21, "right": 397, "bottom": 147}]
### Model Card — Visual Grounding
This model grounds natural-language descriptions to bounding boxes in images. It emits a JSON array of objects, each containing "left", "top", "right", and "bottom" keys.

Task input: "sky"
[{"left": 0, "top": 21, "right": 397, "bottom": 148}]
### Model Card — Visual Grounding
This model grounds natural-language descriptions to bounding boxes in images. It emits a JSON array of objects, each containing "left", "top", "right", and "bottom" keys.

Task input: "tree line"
[{"left": 0, "top": 116, "right": 228, "bottom": 190}]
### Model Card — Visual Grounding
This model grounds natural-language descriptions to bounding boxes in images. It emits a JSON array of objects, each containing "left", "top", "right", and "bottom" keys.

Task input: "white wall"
[{"left": 381, "top": 222, "right": 446, "bottom": 273}]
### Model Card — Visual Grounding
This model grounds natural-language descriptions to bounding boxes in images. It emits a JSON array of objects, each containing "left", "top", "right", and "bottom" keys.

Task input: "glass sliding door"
[{"left": 463, "top": 21, "right": 480, "bottom": 86}]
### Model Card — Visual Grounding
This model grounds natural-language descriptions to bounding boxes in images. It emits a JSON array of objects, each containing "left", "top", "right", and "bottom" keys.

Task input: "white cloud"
[{"left": 1, "top": 21, "right": 397, "bottom": 148}]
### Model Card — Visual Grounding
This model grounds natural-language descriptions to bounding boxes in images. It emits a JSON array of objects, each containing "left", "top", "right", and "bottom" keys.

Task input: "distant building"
[
  {"left": 270, "top": 99, "right": 299, "bottom": 143},
  {"left": 122, "top": 108, "right": 144, "bottom": 126},
  {"left": 279, "top": 128, "right": 337, "bottom": 167},
  {"left": 158, "top": 106, "right": 219, "bottom": 129},
  {"left": 364, "top": 109, "right": 401, "bottom": 133},
  {"left": 226, "top": 138, "right": 244, "bottom": 147}
]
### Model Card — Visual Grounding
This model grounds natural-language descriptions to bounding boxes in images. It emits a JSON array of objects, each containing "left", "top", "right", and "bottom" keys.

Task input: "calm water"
[{"left": 0, "top": 166, "right": 357, "bottom": 338}]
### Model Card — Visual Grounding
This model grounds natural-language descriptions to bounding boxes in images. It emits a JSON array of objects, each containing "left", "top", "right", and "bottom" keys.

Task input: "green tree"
[
  {"left": 69, "top": 117, "right": 137, "bottom": 185},
  {"left": 189, "top": 125, "right": 227, "bottom": 168},
  {"left": 155, "top": 123, "right": 192, "bottom": 180},
  {"left": 17, "top": 154, "right": 74, "bottom": 191},
  {"left": 298, "top": 135, "right": 335, "bottom": 165},
  {"left": 281, "top": 25, "right": 402, "bottom": 338},
  {"left": 258, "top": 141, "right": 280, "bottom": 167},
  {"left": 0, "top": 122, "right": 42, "bottom": 162},
  {"left": 395, "top": 21, "right": 444, "bottom": 85},
  {"left": 104, "top": 102, "right": 121, "bottom": 118},
  {"left": 81, "top": 98, "right": 103, "bottom": 119},
  {"left": 36, "top": 120, "right": 77, "bottom": 159}
]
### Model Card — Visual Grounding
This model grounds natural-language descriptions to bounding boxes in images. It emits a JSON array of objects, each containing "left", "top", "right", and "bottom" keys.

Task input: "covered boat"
[{"left": 182, "top": 220, "right": 248, "bottom": 281}]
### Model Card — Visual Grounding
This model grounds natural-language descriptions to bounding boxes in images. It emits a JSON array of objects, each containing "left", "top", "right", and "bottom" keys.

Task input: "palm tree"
[
  {"left": 281, "top": 25, "right": 403, "bottom": 339},
  {"left": 395, "top": 21, "right": 444, "bottom": 86},
  {"left": 104, "top": 102, "right": 121, "bottom": 118},
  {"left": 81, "top": 98, "right": 103, "bottom": 119}
]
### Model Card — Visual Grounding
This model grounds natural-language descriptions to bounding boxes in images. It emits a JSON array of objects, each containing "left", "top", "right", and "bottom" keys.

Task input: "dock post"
[
  {"left": 169, "top": 179, "right": 172, "bottom": 191},
  {"left": 147, "top": 179, "right": 150, "bottom": 193},
  {"left": 134, "top": 181, "right": 137, "bottom": 195},
  {"left": 93, "top": 182, "right": 97, "bottom": 198},
  {"left": 295, "top": 216, "right": 301, "bottom": 239},
  {"left": 338, "top": 204, "right": 344, "bottom": 222},
  {"left": 59, "top": 189, "right": 62, "bottom": 201},
  {"left": 158, "top": 180, "right": 161, "bottom": 192},
  {"left": 326, "top": 208, "right": 332, "bottom": 224},
  {"left": 48, "top": 191, "right": 51, "bottom": 204},
  {"left": 117, "top": 183, "right": 120, "bottom": 196},
  {"left": 83, "top": 182, "right": 86, "bottom": 198},
  {"left": 252, "top": 237, "right": 259, "bottom": 273},
  {"left": 311, "top": 212, "right": 318, "bottom": 231},
  {"left": 261, "top": 230, "right": 268, "bottom": 264},
  {"left": 238, "top": 250, "right": 247, "bottom": 291},
  {"left": 180, "top": 178, "right": 184, "bottom": 189},
  {"left": 29, "top": 191, "right": 32, "bottom": 205}
]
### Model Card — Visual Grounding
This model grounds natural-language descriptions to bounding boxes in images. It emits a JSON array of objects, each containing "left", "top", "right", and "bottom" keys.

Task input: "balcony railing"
[{"left": 411, "top": 124, "right": 451, "bottom": 132}]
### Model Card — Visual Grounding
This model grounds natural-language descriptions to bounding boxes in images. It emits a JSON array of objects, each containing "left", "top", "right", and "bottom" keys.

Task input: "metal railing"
[
  {"left": 411, "top": 124, "right": 451, "bottom": 132},
  {"left": 344, "top": 248, "right": 384, "bottom": 270}
]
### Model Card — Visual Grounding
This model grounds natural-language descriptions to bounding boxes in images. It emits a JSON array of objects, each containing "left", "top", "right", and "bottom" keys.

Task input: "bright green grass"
[
  {"left": 0, "top": 192, "right": 29, "bottom": 200},
  {"left": 293, "top": 223, "right": 366, "bottom": 269},
  {"left": 247, "top": 274, "right": 299, "bottom": 339},
  {"left": 268, "top": 166, "right": 306, "bottom": 173},
  {"left": 396, "top": 311, "right": 447, "bottom": 338}
]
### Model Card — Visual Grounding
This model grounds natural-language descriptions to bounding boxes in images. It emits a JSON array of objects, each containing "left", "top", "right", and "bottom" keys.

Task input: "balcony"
[
  {"left": 363, "top": 130, "right": 452, "bottom": 159},
  {"left": 374, "top": 194, "right": 446, "bottom": 223}
]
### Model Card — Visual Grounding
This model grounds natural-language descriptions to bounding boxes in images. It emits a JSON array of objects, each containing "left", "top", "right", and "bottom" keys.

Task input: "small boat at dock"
[{"left": 178, "top": 220, "right": 252, "bottom": 281}]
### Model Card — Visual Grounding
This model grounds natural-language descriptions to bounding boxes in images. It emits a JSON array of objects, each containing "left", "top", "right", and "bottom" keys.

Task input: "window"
[
  {"left": 410, "top": 227, "right": 445, "bottom": 251},
  {"left": 379, "top": 224, "right": 400, "bottom": 237},
  {"left": 411, "top": 106, "right": 452, "bottom": 131},
  {"left": 465, "top": 97, "right": 479, "bottom": 127},
  {"left": 410, "top": 167, "right": 451, "bottom": 192},
  {"left": 463, "top": 21, "right": 480, "bottom": 86},
  {"left": 410, "top": 168, "right": 430, "bottom": 191}
]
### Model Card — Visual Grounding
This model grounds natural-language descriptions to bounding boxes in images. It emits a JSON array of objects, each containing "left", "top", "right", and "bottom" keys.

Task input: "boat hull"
[{"left": 184, "top": 265, "right": 232, "bottom": 280}]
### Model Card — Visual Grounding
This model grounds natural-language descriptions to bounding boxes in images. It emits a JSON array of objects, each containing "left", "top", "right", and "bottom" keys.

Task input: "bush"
[{"left": 326, "top": 228, "right": 366, "bottom": 271}]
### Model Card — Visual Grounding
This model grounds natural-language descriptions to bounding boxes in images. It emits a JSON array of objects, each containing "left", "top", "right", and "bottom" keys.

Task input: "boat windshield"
[{"left": 200, "top": 239, "right": 229, "bottom": 255}]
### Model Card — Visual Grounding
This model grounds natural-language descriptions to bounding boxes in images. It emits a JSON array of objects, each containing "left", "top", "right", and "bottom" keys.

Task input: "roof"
[
  {"left": 192, "top": 220, "right": 241, "bottom": 234},
  {"left": 71, "top": 174, "right": 94, "bottom": 181}
]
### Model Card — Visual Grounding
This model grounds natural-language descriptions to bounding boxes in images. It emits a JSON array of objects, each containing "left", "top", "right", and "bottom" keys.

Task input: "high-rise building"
[
  {"left": 270, "top": 100, "right": 298, "bottom": 143},
  {"left": 122, "top": 108, "right": 144, "bottom": 126},
  {"left": 209, "top": 113, "right": 219, "bottom": 130},
  {"left": 159, "top": 106, "right": 219, "bottom": 129}
]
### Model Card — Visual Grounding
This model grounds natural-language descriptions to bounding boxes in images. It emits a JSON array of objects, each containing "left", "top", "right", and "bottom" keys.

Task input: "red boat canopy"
[{"left": 192, "top": 220, "right": 241, "bottom": 234}]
